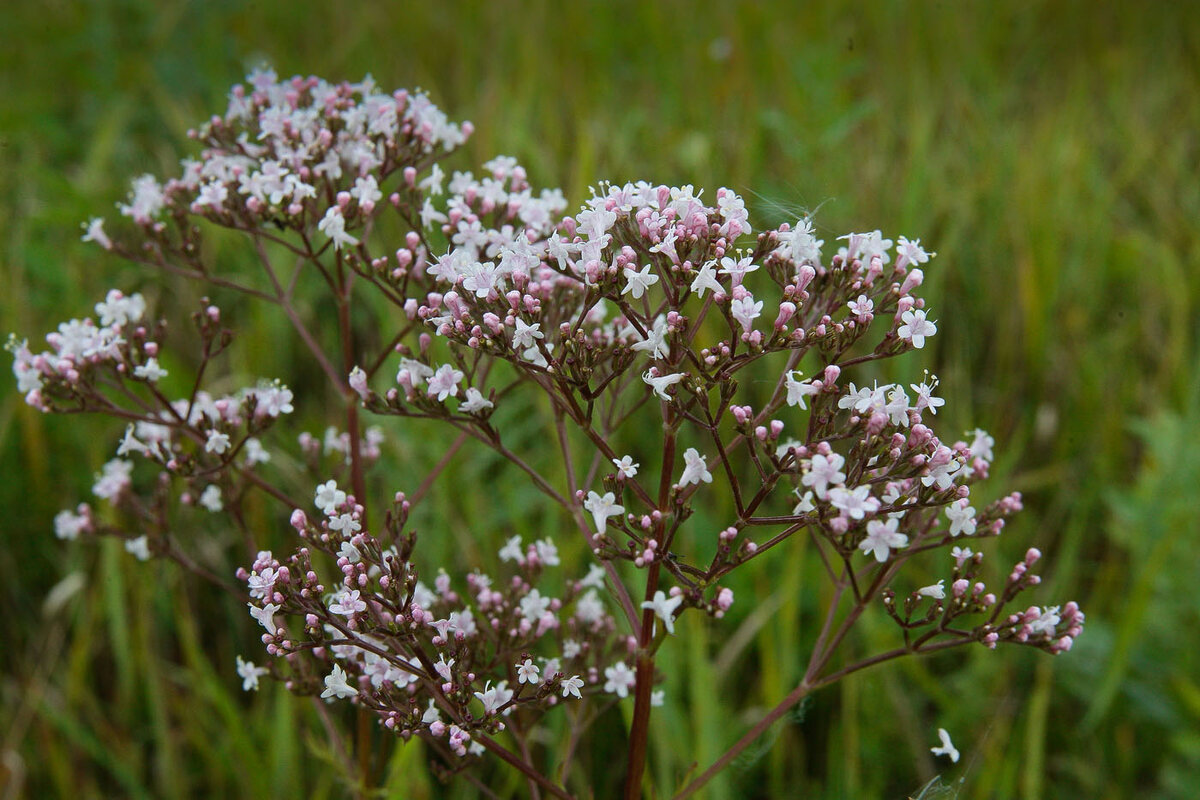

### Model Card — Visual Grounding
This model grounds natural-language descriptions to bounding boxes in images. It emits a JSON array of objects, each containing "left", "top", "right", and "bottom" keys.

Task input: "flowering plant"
[{"left": 10, "top": 70, "right": 1083, "bottom": 798}]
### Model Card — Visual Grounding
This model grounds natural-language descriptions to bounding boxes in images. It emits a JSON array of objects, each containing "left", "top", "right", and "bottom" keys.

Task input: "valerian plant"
[{"left": 10, "top": 70, "right": 1084, "bottom": 798}]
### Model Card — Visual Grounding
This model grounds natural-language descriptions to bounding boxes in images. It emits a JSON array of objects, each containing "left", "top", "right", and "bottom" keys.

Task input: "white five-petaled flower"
[
  {"left": 474, "top": 681, "right": 514, "bottom": 716},
  {"left": 792, "top": 489, "right": 816, "bottom": 515},
  {"left": 896, "top": 236, "right": 935, "bottom": 270},
  {"left": 561, "top": 674, "right": 584, "bottom": 699},
  {"left": 642, "top": 369, "right": 684, "bottom": 401},
  {"left": 516, "top": 658, "right": 540, "bottom": 685},
  {"left": 802, "top": 452, "right": 846, "bottom": 499},
  {"left": 519, "top": 589, "right": 552, "bottom": 623},
  {"left": 630, "top": 317, "right": 669, "bottom": 359},
  {"left": 859, "top": 518, "right": 909, "bottom": 562},
  {"left": 236, "top": 655, "right": 268, "bottom": 691},
  {"left": 583, "top": 491, "right": 624, "bottom": 534},
  {"left": 689, "top": 260, "right": 723, "bottom": 297},
  {"left": 678, "top": 447, "right": 713, "bottom": 487},
  {"left": 729, "top": 294, "right": 764, "bottom": 333},
  {"left": 911, "top": 377, "right": 945, "bottom": 415},
  {"left": 622, "top": 264, "right": 660, "bottom": 299},
  {"left": 329, "top": 589, "right": 367, "bottom": 616},
  {"left": 314, "top": 480, "right": 346, "bottom": 515},
  {"left": 328, "top": 513, "right": 361, "bottom": 535},
  {"left": 498, "top": 535, "right": 524, "bottom": 563},
  {"left": 460, "top": 387, "right": 494, "bottom": 413},
  {"left": 718, "top": 255, "right": 758, "bottom": 285},
  {"left": 918, "top": 580, "right": 947, "bottom": 600},
  {"left": 612, "top": 455, "right": 640, "bottom": 479},
  {"left": 512, "top": 318, "right": 544, "bottom": 350},
  {"left": 124, "top": 536, "right": 150, "bottom": 561},
  {"left": 930, "top": 728, "right": 960, "bottom": 763},
  {"left": 81, "top": 217, "right": 112, "bottom": 250},
  {"left": 847, "top": 294, "right": 874, "bottom": 318},
  {"left": 199, "top": 484, "right": 223, "bottom": 512},
  {"left": 134, "top": 357, "right": 168, "bottom": 382},
  {"left": 249, "top": 602, "right": 280, "bottom": 635},
  {"left": 784, "top": 371, "right": 819, "bottom": 409},
  {"left": 641, "top": 590, "right": 684, "bottom": 635},
  {"left": 318, "top": 207, "right": 359, "bottom": 250},
  {"left": 603, "top": 662, "right": 636, "bottom": 698},
  {"left": 321, "top": 664, "right": 357, "bottom": 700},
  {"left": 898, "top": 309, "right": 937, "bottom": 349},
  {"left": 945, "top": 499, "right": 977, "bottom": 537},
  {"left": 205, "top": 430, "right": 231, "bottom": 455},
  {"left": 828, "top": 484, "right": 881, "bottom": 520},
  {"left": 427, "top": 364, "right": 463, "bottom": 401},
  {"left": 434, "top": 654, "right": 455, "bottom": 681}
]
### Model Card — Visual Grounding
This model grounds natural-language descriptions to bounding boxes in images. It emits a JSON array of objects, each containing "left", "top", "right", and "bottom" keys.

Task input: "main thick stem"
[{"left": 624, "top": 413, "right": 676, "bottom": 798}]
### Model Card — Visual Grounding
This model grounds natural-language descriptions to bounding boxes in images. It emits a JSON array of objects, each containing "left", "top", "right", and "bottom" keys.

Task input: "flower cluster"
[
  {"left": 12, "top": 69, "right": 1083, "bottom": 795},
  {"left": 238, "top": 482, "right": 630, "bottom": 758}
]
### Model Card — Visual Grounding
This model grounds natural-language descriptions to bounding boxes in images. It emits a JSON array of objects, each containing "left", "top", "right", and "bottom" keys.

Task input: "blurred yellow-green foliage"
[{"left": 2, "top": 1, "right": 1198, "bottom": 797}]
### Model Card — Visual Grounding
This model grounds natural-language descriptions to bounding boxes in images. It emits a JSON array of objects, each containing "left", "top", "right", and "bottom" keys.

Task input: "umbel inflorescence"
[{"left": 10, "top": 70, "right": 1083, "bottom": 796}]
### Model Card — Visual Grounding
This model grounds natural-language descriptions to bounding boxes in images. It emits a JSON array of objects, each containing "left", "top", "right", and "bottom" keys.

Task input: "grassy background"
[{"left": 2, "top": 0, "right": 1198, "bottom": 797}]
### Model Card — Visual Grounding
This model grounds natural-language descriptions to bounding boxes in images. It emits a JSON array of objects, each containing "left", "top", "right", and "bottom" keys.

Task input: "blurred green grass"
[{"left": 2, "top": 0, "right": 1198, "bottom": 797}]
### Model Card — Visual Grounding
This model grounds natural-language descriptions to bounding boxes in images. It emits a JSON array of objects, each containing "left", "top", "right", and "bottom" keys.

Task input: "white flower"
[
  {"left": 236, "top": 655, "right": 268, "bottom": 691},
  {"left": 561, "top": 674, "right": 584, "bottom": 699},
  {"left": 622, "top": 264, "right": 660, "bottom": 299},
  {"left": 516, "top": 658, "right": 540, "bottom": 685},
  {"left": 784, "top": 371, "right": 819, "bottom": 409},
  {"left": 859, "top": 518, "right": 909, "bottom": 562},
  {"left": 54, "top": 509, "right": 89, "bottom": 541},
  {"left": 801, "top": 452, "right": 845, "bottom": 499},
  {"left": 474, "top": 681, "right": 514, "bottom": 716},
  {"left": 603, "top": 662, "right": 636, "bottom": 698},
  {"left": 945, "top": 499, "right": 977, "bottom": 537},
  {"left": 828, "top": 484, "right": 880, "bottom": 520},
  {"left": 792, "top": 489, "right": 816, "bottom": 515},
  {"left": 583, "top": 491, "right": 624, "bottom": 534},
  {"left": 641, "top": 590, "right": 684, "bottom": 635},
  {"left": 498, "top": 535, "right": 524, "bottom": 563},
  {"left": 199, "top": 484, "right": 223, "bottom": 512},
  {"left": 896, "top": 236, "right": 935, "bottom": 270},
  {"left": 519, "top": 589, "right": 552, "bottom": 623},
  {"left": 917, "top": 580, "right": 946, "bottom": 600},
  {"left": 81, "top": 217, "right": 112, "bottom": 250},
  {"left": 630, "top": 317, "right": 669, "bottom": 360},
  {"left": 898, "top": 309, "right": 937, "bottom": 349},
  {"left": 124, "top": 535, "right": 151, "bottom": 561},
  {"left": 612, "top": 455, "right": 640, "bottom": 479},
  {"left": 847, "top": 294, "right": 874, "bottom": 318},
  {"left": 321, "top": 664, "right": 357, "bottom": 700},
  {"left": 575, "top": 589, "right": 606, "bottom": 624},
  {"left": 678, "top": 447, "right": 712, "bottom": 487},
  {"left": 329, "top": 589, "right": 367, "bottom": 616},
  {"left": 427, "top": 364, "right": 463, "bottom": 401},
  {"left": 1027, "top": 606, "right": 1061, "bottom": 636},
  {"left": 460, "top": 387, "right": 494, "bottom": 413},
  {"left": 729, "top": 294, "right": 763, "bottom": 333},
  {"left": 318, "top": 207, "right": 359, "bottom": 250},
  {"left": 511, "top": 318, "right": 544, "bottom": 350},
  {"left": 134, "top": 357, "right": 168, "bottom": 382},
  {"left": 642, "top": 369, "right": 684, "bottom": 401},
  {"left": 205, "top": 430, "right": 231, "bottom": 455},
  {"left": 930, "top": 728, "right": 960, "bottom": 763},
  {"left": 248, "top": 602, "right": 280, "bottom": 635},
  {"left": 314, "top": 480, "right": 346, "bottom": 515},
  {"left": 689, "top": 260, "right": 723, "bottom": 297}
]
